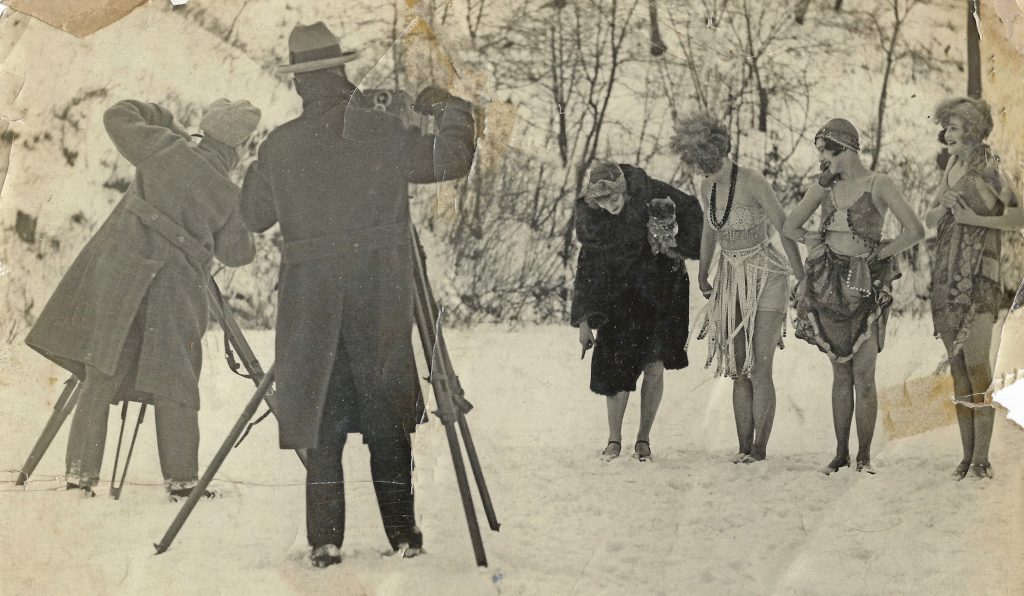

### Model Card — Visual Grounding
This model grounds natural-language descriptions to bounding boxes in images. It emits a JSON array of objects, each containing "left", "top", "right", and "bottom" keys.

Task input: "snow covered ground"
[{"left": 2, "top": 307, "right": 1023, "bottom": 595}]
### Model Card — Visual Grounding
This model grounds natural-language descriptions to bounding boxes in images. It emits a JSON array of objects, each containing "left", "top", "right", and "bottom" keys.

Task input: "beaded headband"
[
  {"left": 815, "top": 128, "right": 860, "bottom": 153},
  {"left": 815, "top": 118, "right": 861, "bottom": 153}
]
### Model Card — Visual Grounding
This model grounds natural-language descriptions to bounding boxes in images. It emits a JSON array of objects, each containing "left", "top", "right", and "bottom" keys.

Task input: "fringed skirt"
[
  {"left": 692, "top": 240, "right": 791, "bottom": 379},
  {"left": 792, "top": 244, "right": 901, "bottom": 362}
]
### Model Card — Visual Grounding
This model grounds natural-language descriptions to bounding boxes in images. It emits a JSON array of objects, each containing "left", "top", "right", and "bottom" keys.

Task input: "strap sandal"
[
  {"left": 633, "top": 440, "right": 652, "bottom": 463},
  {"left": 601, "top": 441, "right": 622, "bottom": 462},
  {"left": 820, "top": 455, "right": 850, "bottom": 475},
  {"left": 856, "top": 460, "right": 876, "bottom": 475},
  {"left": 970, "top": 463, "right": 994, "bottom": 480}
]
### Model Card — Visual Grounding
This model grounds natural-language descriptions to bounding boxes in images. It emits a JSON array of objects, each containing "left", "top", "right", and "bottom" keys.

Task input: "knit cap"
[{"left": 200, "top": 99, "right": 262, "bottom": 147}]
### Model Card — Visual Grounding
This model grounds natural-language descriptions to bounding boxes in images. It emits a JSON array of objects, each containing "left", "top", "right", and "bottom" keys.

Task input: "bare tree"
[
  {"left": 421, "top": 0, "right": 646, "bottom": 320},
  {"left": 866, "top": 0, "right": 922, "bottom": 169},
  {"left": 663, "top": 0, "right": 826, "bottom": 180}
]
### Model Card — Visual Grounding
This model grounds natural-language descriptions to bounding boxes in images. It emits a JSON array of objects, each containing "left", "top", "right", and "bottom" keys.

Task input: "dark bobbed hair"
[{"left": 816, "top": 137, "right": 847, "bottom": 156}]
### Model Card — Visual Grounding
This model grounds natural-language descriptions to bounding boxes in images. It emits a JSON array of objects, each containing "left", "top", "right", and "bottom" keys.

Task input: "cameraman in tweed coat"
[{"left": 26, "top": 98, "right": 260, "bottom": 498}]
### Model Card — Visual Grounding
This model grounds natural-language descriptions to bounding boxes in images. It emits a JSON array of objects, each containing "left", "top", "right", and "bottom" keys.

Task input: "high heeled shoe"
[
  {"left": 633, "top": 440, "right": 652, "bottom": 462},
  {"left": 820, "top": 455, "right": 850, "bottom": 475},
  {"left": 970, "top": 463, "right": 994, "bottom": 480},
  {"left": 601, "top": 441, "right": 621, "bottom": 462}
]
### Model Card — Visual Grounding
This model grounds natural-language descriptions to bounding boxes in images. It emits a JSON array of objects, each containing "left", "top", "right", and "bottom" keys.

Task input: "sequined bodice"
[
  {"left": 821, "top": 175, "right": 884, "bottom": 245},
  {"left": 710, "top": 202, "right": 767, "bottom": 245}
]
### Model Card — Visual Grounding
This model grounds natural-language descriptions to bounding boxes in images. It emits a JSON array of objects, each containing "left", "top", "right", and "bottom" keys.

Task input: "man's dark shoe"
[{"left": 311, "top": 544, "right": 342, "bottom": 568}]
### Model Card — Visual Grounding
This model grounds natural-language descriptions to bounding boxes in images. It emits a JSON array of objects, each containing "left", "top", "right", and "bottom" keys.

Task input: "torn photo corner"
[{"left": 0, "top": 0, "right": 1023, "bottom": 594}]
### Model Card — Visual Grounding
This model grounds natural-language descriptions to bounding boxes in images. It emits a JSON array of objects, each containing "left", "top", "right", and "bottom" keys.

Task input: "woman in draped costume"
[{"left": 925, "top": 97, "right": 1022, "bottom": 480}]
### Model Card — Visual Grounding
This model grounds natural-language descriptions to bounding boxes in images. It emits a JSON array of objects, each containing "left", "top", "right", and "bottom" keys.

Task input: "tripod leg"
[
  {"left": 16, "top": 377, "right": 81, "bottom": 486},
  {"left": 111, "top": 404, "right": 147, "bottom": 500},
  {"left": 206, "top": 279, "right": 306, "bottom": 469},
  {"left": 457, "top": 414, "right": 500, "bottom": 531},
  {"left": 155, "top": 365, "right": 276, "bottom": 554},
  {"left": 108, "top": 401, "right": 131, "bottom": 497},
  {"left": 442, "top": 420, "right": 488, "bottom": 567}
]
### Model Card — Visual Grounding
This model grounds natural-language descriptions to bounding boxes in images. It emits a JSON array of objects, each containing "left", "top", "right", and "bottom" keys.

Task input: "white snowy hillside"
[
  {"left": 3, "top": 0, "right": 1014, "bottom": 333},
  {"left": 1, "top": 311, "right": 1023, "bottom": 594},
  {"left": 1, "top": 0, "right": 1023, "bottom": 593}
]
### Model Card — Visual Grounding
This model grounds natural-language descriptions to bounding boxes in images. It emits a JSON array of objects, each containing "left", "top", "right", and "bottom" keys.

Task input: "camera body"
[{"left": 356, "top": 89, "right": 432, "bottom": 134}]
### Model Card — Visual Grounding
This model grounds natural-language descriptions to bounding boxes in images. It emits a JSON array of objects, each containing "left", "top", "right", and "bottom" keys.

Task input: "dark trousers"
[
  {"left": 66, "top": 301, "right": 199, "bottom": 489},
  {"left": 66, "top": 371, "right": 199, "bottom": 489},
  {"left": 305, "top": 384, "right": 419, "bottom": 550}
]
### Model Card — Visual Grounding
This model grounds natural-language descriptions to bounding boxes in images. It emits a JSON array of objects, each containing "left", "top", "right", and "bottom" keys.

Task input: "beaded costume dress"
[{"left": 693, "top": 164, "right": 791, "bottom": 379}]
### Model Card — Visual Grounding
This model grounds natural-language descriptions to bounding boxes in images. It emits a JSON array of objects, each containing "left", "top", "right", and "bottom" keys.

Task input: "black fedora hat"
[{"left": 277, "top": 22, "right": 359, "bottom": 74}]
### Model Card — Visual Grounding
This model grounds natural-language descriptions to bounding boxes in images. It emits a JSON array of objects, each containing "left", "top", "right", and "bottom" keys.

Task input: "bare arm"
[
  {"left": 752, "top": 173, "right": 804, "bottom": 279},
  {"left": 695, "top": 181, "right": 717, "bottom": 293},
  {"left": 783, "top": 184, "right": 825, "bottom": 243},
  {"left": 951, "top": 174, "right": 1024, "bottom": 231},
  {"left": 925, "top": 158, "right": 959, "bottom": 229},
  {"left": 874, "top": 174, "right": 925, "bottom": 260}
]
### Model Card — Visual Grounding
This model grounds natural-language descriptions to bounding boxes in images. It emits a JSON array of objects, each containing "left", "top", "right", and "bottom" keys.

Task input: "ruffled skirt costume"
[{"left": 792, "top": 174, "right": 901, "bottom": 362}]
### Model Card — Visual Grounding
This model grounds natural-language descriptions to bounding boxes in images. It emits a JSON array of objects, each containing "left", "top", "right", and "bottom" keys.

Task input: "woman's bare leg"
[
  {"left": 637, "top": 361, "right": 664, "bottom": 444},
  {"left": 851, "top": 334, "right": 880, "bottom": 472},
  {"left": 606, "top": 391, "right": 629, "bottom": 444},
  {"left": 942, "top": 333, "right": 975, "bottom": 477},
  {"left": 749, "top": 310, "right": 785, "bottom": 461},
  {"left": 962, "top": 316, "right": 995, "bottom": 472},
  {"left": 732, "top": 332, "right": 754, "bottom": 457},
  {"left": 826, "top": 359, "right": 855, "bottom": 473}
]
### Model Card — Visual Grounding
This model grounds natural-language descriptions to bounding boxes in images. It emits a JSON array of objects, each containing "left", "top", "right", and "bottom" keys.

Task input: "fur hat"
[
  {"left": 200, "top": 99, "right": 261, "bottom": 147},
  {"left": 815, "top": 118, "right": 860, "bottom": 152},
  {"left": 278, "top": 22, "right": 359, "bottom": 74},
  {"left": 585, "top": 162, "right": 627, "bottom": 200}
]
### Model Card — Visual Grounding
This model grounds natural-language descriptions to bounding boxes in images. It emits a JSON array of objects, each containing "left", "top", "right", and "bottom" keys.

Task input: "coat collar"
[{"left": 196, "top": 136, "right": 239, "bottom": 173}]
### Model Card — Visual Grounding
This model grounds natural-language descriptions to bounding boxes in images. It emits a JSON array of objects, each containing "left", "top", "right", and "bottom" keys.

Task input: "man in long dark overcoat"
[
  {"left": 26, "top": 98, "right": 261, "bottom": 497},
  {"left": 239, "top": 22, "right": 476, "bottom": 567}
]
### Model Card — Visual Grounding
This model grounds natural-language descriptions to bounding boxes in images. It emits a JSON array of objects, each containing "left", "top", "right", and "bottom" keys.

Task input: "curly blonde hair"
[
  {"left": 935, "top": 96, "right": 993, "bottom": 144},
  {"left": 670, "top": 112, "right": 731, "bottom": 174}
]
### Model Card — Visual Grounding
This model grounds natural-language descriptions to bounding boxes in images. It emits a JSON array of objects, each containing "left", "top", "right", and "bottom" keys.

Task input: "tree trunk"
[
  {"left": 649, "top": 1, "right": 667, "bottom": 56},
  {"left": 872, "top": 32, "right": 899, "bottom": 170},
  {"left": 967, "top": 0, "right": 982, "bottom": 97},
  {"left": 795, "top": 0, "right": 812, "bottom": 24}
]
